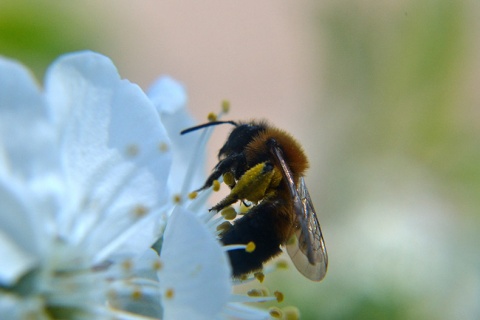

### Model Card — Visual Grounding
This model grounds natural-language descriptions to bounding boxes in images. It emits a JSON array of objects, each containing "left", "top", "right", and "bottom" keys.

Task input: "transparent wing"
[
  {"left": 269, "top": 140, "right": 328, "bottom": 281},
  {"left": 286, "top": 177, "right": 328, "bottom": 281}
]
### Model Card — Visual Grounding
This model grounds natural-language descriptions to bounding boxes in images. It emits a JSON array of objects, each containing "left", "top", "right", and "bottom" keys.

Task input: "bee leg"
[
  {"left": 195, "top": 153, "right": 245, "bottom": 192},
  {"left": 210, "top": 162, "right": 277, "bottom": 212}
]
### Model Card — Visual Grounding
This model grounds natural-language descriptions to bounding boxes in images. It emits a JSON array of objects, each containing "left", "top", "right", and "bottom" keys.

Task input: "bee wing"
[
  {"left": 269, "top": 141, "right": 328, "bottom": 281},
  {"left": 286, "top": 177, "right": 328, "bottom": 281}
]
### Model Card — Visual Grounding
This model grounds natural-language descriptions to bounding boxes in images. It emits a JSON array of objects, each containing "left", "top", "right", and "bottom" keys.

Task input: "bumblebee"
[{"left": 181, "top": 120, "right": 328, "bottom": 281}]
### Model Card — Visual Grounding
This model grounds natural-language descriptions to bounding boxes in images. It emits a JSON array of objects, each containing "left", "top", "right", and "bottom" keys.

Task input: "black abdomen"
[{"left": 220, "top": 200, "right": 286, "bottom": 277}]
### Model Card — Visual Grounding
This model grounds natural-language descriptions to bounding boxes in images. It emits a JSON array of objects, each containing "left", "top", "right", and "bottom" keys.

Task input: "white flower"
[
  {"left": 0, "top": 51, "right": 172, "bottom": 319},
  {"left": 0, "top": 50, "right": 289, "bottom": 320}
]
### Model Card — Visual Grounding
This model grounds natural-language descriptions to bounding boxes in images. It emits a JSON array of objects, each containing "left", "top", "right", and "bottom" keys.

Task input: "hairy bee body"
[
  {"left": 182, "top": 120, "right": 328, "bottom": 281},
  {"left": 220, "top": 198, "right": 291, "bottom": 277}
]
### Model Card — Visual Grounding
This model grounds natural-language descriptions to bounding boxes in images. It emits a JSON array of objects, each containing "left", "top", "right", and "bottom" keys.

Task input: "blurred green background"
[{"left": 2, "top": 0, "right": 478, "bottom": 319}]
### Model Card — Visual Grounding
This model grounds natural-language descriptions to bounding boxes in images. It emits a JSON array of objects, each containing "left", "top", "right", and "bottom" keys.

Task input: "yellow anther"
[
  {"left": 131, "top": 289, "right": 143, "bottom": 300},
  {"left": 153, "top": 260, "right": 163, "bottom": 271},
  {"left": 188, "top": 191, "right": 198, "bottom": 200},
  {"left": 254, "top": 272, "right": 265, "bottom": 283},
  {"left": 221, "top": 207, "right": 237, "bottom": 220},
  {"left": 158, "top": 142, "right": 169, "bottom": 152},
  {"left": 221, "top": 100, "right": 230, "bottom": 113},
  {"left": 212, "top": 180, "right": 221, "bottom": 192},
  {"left": 245, "top": 242, "right": 256, "bottom": 253},
  {"left": 269, "top": 307, "right": 283, "bottom": 319},
  {"left": 165, "top": 288, "right": 175, "bottom": 300},
  {"left": 173, "top": 194, "right": 182, "bottom": 204},
  {"left": 133, "top": 205, "right": 148, "bottom": 218},
  {"left": 122, "top": 259, "right": 133, "bottom": 272},
  {"left": 274, "top": 291, "right": 284, "bottom": 303},
  {"left": 247, "top": 289, "right": 264, "bottom": 297},
  {"left": 276, "top": 260, "right": 289, "bottom": 270},
  {"left": 282, "top": 306, "right": 301, "bottom": 320},
  {"left": 216, "top": 221, "right": 232, "bottom": 233},
  {"left": 207, "top": 112, "right": 217, "bottom": 122},
  {"left": 240, "top": 274, "right": 249, "bottom": 281},
  {"left": 126, "top": 144, "right": 139, "bottom": 157},
  {"left": 223, "top": 172, "right": 235, "bottom": 188}
]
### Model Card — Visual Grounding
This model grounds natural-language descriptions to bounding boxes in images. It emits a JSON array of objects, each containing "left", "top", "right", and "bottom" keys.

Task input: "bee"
[{"left": 181, "top": 120, "right": 328, "bottom": 281}]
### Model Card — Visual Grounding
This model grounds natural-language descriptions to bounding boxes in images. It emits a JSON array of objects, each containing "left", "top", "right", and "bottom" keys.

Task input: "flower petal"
[
  {"left": 159, "top": 207, "right": 231, "bottom": 320},
  {"left": 44, "top": 51, "right": 172, "bottom": 261},
  {"left": 0, "top": 56, "right": 61, "bottom": 283},
  {"left": 0, "top": 294, "right": 47, "bottom": 320},
  {"left": 148, "top": 76, "right": 187, "bottom": 115},
  {"left": 221, "top": 303, "right": 271, "bottom": 320},
  {"left": 0, "top": 174, "right": 45, "bottom": 285},
  {"left": 0, "top": 56, "right": 59, "bottom": 183},
  {"left": 148, "top": 77, "right": 206, "bottom": 197},
  {"left": 0, "top": 231, "right": 36, "bottom": 285}
]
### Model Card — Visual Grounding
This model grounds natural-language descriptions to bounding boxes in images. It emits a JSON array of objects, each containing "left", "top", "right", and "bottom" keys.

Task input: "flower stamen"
[
  {"left": 121, "top": 259, "right": 133, "bottom": 273},
  {"left": 274, "top": 290, "right": 284, "bottom": 303},
  {"left": 216, "top": 221, "right": 232, "bottom": 235},
  {"left": 282, "top": 306, "right": 301, "bottom": 320},
  {"left": 220, "top": 207, "right": 237, "bottom": 220},
  {"left": 223, "top": 172, "right": 235, "bottom": 188},
  {"left": 125, "top": 144, "right": 140, "bottom": 157},
  {"left": 164, "top": 288, "right": 175, "bottom": 300},
  {"left": 207, "top": 112, "right": 217, "bottom": 121},
  {"left": 254, "top": 272, "right": 265, "bottom": 283},
  {"left": 221, "top": 100, "right": 230, "bottom": 114},
  {"left": 158, "top": 141, "right": 169, "bottom": 152},
  {"left": 269, "top": 307, "right": 283, "bottom": 319},
  {"left": 132, "top": 204, "right": 149, "bottom": 218},
  {"left": 173, "top": 194, "right": 182, "bottom": 204},
  {"left": 153, "top": 260, "right": 163, "bottom": 271},
  {"left": 245, "top": 242, "right": 256, "bottom": 253},
  {"left": 222, "top": 241, "right": 256, "bottom": 253},
  {"left": 131, "top": 289, "right": 143, "bottom": 300},
  {"left": 212, "top": 180, "right": 221, "bottom": 192},
  {"left": 247, "top": 288, "right": 269, "bottom": 297}
]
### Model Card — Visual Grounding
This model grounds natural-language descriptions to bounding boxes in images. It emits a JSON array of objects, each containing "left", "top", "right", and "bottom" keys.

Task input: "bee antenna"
[{"left": 180, "top": 120, "right": 238, "bottom": 135}]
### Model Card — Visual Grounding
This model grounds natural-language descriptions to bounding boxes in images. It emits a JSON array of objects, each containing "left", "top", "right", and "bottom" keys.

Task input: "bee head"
[{"left": 218, "top": 122, "right": 267, "bottom": 159}]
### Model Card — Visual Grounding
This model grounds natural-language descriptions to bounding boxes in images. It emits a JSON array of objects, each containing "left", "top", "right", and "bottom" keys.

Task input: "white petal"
[
  {"left": 0, "top": 294, "right": 19, "bottom": 320},
  {"left": 0, "top": 177, "right": 43, "bottom": 285},
  {"left": 106, "top": 249, "right": 165, "bottom": 318},
  {"left": 159, "top": 207, "right": 231, "bottom": 320},
  {"left": 44, "top": 51, "right": 172, "bottom": 260},
  {"left": 148, "top": 77, "right": 206, "bottom": 197},
  {"left": 148, "top": 76, "right": 187, "bottom": 115},
  {"left": 0, "top": 56, "right": 59, "bottom": 182},
  {"left": 221, "top": 303, "right": 271, "bottom": 320},
  {"left": 0, "top": 231, "right": 36, "bottom": 285},
  {"left": 0, "top": 57, "right": 63, "bottom": 283},
  {"left": 0, "top": 295, "right": 47, "bottom": 320}
]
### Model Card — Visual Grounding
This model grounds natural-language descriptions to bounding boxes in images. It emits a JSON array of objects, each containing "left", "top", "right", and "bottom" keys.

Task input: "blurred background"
[{"left": 1, "top": 0, "right": 479, "bottom": 318}]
